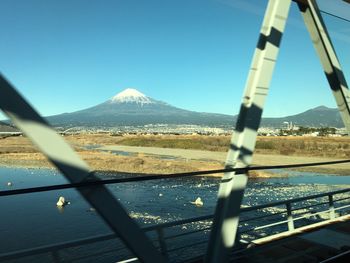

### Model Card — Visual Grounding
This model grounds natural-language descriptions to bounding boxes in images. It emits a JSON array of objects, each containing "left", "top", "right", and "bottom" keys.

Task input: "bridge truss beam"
[
  {"left": 205, "top": 0, "right": 292, "bottom": 262},
  {"left": 298, "top": 0, "right": 350, "bottom": 131}
]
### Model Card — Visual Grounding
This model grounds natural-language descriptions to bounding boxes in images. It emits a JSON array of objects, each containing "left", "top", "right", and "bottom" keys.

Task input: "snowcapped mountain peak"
[{"left": 111, "top": 88, "right": 153, "bottom": 105}]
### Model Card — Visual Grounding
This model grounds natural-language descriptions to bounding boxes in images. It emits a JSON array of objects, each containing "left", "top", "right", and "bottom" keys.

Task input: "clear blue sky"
[{"left": 0, "top": 0, "right": 349, "bottom": 118}]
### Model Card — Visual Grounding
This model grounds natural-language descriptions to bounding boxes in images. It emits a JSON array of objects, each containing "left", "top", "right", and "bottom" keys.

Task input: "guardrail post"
[
  {"left": 236, "top": 225, "right": 242, "bottom": 245},
  {"left": 328, "top": 195, "right": 335, "bottom": 219},
  {"left": 286, "top": 202, "right": 294, "bottom": 232},
  {"left": 51, "top": 251, "right": 61, "bottom": 263},
  {"left": 156, "top": 227, "right": 169, "bottom": 260}
]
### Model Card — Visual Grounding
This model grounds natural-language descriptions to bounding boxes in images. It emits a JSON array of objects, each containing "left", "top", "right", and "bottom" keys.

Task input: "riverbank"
[
  {"left": 0, "top": 151, "right": 280, "bottom": 177},
  {"left": 0, "top": 134, "right": 349, "bottom": 176},
  {"left": 0, "top": 151, "right": 225, "bottom": 175},
  {"left": 98, "top": 145, "right": 350, "bottom": 176}
]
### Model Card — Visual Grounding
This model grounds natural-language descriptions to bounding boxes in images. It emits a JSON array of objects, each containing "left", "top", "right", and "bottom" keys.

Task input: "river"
[{"left": 0, "top": 167, "right": 349, "bottom": 262}]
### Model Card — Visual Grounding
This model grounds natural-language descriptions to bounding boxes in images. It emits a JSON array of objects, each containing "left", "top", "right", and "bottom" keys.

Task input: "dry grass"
[
  {"left": 255, "top": 136, "right": 350, "bottom": 158},
  {"left": 112, "top": 134, "right": 230, "bottom": 152},
  {"left": 104, "top": 134, "right": 350, "bottom": 159},
  {"left": 0, "top": 135, "right": 223, "bottom": 174}
]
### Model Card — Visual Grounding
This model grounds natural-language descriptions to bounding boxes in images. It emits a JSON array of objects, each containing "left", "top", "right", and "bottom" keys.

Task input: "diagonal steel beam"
[
  {"left": 298, "top": 0, "right": 350, "bottom": 133},
  {"left": 205, "top": 1, "right": 292, "bottom": 262},
  {"left": 0, "top": 74, "right": 165, "bottom": 263}
]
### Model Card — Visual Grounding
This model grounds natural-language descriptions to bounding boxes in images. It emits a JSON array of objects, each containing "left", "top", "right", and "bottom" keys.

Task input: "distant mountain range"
[
  {"left": 46, "top": 89, "right": 344, "bottom": 128},
  {"left": 1, "top": 89, "right": 345, "bottom": 129},
  {"left": 261, "top": 106, "right": 343, "bottom": 128}
]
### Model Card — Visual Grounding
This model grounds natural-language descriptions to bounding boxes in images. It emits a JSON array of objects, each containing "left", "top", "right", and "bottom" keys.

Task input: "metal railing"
[
  {"left": 1, "top": 184, "right": 349, "bottom": 262},
  {"left": 238, "top": 188, "right": 350, "bottom": 243}
]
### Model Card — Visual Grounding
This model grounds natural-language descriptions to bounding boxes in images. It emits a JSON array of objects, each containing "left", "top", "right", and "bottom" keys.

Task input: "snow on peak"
[{"left": 111, "top": 88, "right": 153, "bottom": 104}]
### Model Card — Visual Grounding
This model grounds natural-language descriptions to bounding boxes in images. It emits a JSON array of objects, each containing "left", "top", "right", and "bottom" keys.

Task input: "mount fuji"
[
  {"left": 47, "top": 88, "right": 235, "bottom": 127},
  {"left": 45, "top": 88, "right": 344, "bottom": 128}
]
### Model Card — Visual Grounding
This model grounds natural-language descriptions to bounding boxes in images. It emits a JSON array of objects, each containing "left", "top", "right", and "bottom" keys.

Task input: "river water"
[{"left": 0, "top": 167, "right": 349, "bottom": 262}]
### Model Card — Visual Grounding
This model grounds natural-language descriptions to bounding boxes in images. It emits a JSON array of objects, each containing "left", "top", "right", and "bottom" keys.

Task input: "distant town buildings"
[{"left": 53, "top": 123, "right": 348, "bottom": 137}]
